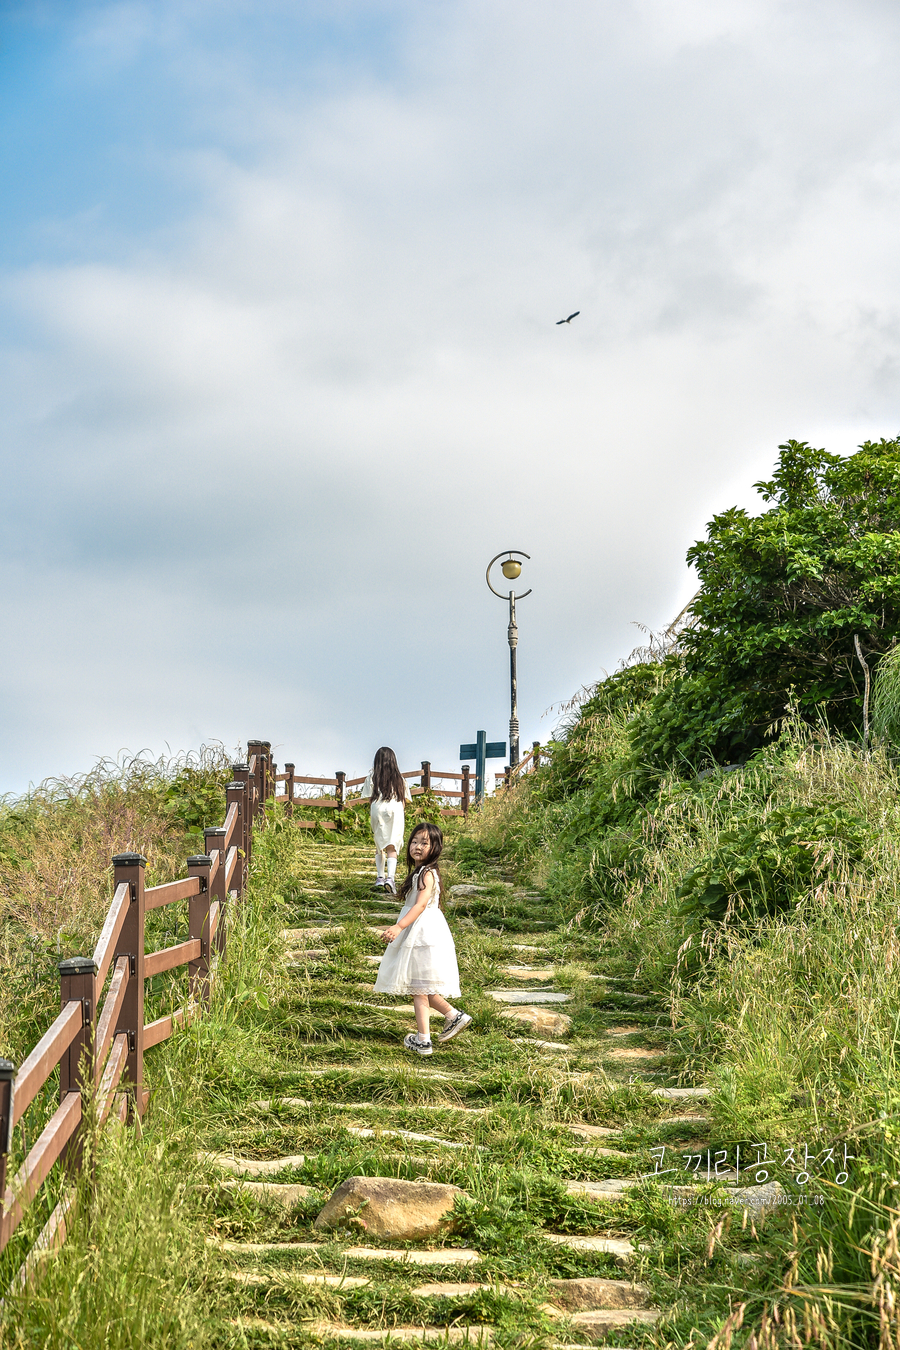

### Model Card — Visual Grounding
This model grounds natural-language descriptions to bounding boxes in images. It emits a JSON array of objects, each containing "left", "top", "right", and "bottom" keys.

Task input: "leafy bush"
[{"left": 675, "top": 800, "right": 868, "bottom": 923}]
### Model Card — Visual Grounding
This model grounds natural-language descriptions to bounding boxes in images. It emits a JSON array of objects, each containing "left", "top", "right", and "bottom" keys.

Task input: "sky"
[{"left": 2, "top": 0, "right": 900, "bottom": 795}]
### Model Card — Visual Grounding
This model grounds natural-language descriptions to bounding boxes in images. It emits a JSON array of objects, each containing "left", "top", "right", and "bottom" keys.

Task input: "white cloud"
[{"left": 2, "top": 0, "right": 900, "bottom": 790}]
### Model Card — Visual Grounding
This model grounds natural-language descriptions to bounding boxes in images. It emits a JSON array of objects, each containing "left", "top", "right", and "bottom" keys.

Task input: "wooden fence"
[
  {"left": 0, "top": 749, "right": 264, "bottom": 1295},
  {"left": 0, "top": 735, "right": 549, "bottom": 1295}
]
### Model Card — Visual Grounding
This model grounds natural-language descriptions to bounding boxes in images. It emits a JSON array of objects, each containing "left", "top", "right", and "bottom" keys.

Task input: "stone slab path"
[{"left": 193, "top": 833, "right": 775, "bottom": 1347}]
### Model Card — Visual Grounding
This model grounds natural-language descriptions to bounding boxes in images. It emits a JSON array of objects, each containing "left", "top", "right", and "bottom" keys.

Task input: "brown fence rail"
[{"left": 0, "top": 735, "right": 548, "bottom": 1294}]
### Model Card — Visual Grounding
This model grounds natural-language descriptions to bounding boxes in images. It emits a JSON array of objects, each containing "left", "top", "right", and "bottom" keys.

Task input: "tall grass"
[
  {"left": 0, "top": 801, "right": 291, "bottom": 1348},
  {"left": 467, "top": 714, "right": 900, "bottom": 1346}
]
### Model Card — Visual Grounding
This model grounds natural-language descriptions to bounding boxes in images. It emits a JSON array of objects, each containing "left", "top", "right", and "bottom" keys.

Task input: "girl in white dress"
[
  {"left": 363, "top": 746, "right": 412, "bottom": 894},
  {"left": 374, "top": 822, "right": 472, "bottom": 1057}
]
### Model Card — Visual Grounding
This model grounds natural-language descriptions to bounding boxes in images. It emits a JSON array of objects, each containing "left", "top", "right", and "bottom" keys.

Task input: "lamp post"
[{"left": 485, "top": 550, "right": 531, "bottom": 769}]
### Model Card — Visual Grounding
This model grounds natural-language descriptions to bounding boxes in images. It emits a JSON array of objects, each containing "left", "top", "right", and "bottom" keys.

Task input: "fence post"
[
  {"left": 187, "top": 853, "right": 212, "bottom": 1005},
  {"left": 247, "top": 741, "right": 268, "bottom": 820},
  {"left": 461, "top": 765, "right": 471, "bottom": 815},
  {"left": 335, "top": 771, "right": 346, "bottom": 827},
  {"left": 204, "top": 826, "right": 228, "bottom": 960},
  {"left": 58, "top": 956, "right": 96, "bottom": 1170},
  {"left": 111, "top": 853, "right": 146, "bottom": 1122},
  {"left": 503, "top": 765, "right": 511, "bottom": 791},
  {"left": 532, "top": 741, "right": 541, "bottom": 770},
  {"left": 231, "top": 763, "right": 252, "bottom": 867},
  {"left": 421, "top": 760, "right": 431, "bottom": 792},
  {"left": 284, "top": 763, "right": 295, "bottom": 819},
  {"left": 261, "top": 741, "right": 273, "bottom": 806},
  {"left": 225, "top": 779, "right": 247, "bottom": 897},
  {"left": 0, "top": 1059, "right": 13, "bottom": 1203}
]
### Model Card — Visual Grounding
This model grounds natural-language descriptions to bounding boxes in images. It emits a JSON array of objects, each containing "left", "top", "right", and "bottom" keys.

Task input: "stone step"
[
  {"left": 500, "top": 966, "right": 556, "bottom": 980},
  {"left": 502, "top": 1007, "right": 572, "bottom": 1036},
  {"left": 563, "top": 1124, "right": 622, "bottom": 1140},
  {"left": 548, "top": 1276, "right": 652, "bottom": 1311},
  {"left": 489, "top": 990, "right": 571, "bottom": 1004},
  {"left": 603, "top": 1027, "right": 643, "bottom": 1038},
  {"left": 544, "top": 1234, "right": 642, "bottom": 1260},
  {"left": 282, "top": 926, "right": 345, "bottom": 941},
  {"left": 343, "top": 1126, "right": 478, "bottom": 1150},
  {"left": 230, "top": 1270, "right": 370, "bottom": 1288},
  {"left": 657, "top": 1115, "right": 711, "bottom": 1127},
  {"left": 286, "top": 948, "right": 329, "bottom": 961},
  {"left": 652, "top": 1087, "right": 709, "bottom": 1101},
  {"left": 218, "top": 1240, "right": 482, "bottom": 1266},
  {"left": 566, "top": 1176, "right": 785, "bottom": 1210},
  {"left": 512, "top": 1037, "right": 570, "bottom": 1051},
  {"left": 201, "top": 1152, "right": 309, "bottom": 1177},
  {"left": 412, "top": 1282, "right": 515, "bottom": 1297},
  {"left": 605, "top": 1048, "right": 666, "bottom": 1061},
  {"left": 510, "top": 944, "right": 543, "bottom": 953},
  {"left": 567, "top": 1309, "right": 660, "bottom": 1337},
  {"left": 307, "top": 1324, "right": 494, "bottom": 1344}
]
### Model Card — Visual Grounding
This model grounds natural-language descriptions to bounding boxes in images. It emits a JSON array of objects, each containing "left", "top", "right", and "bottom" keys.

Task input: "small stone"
[
  {"left": 489, "top": 990, "right": 571, "bottom": 1004},
  {"left": 501, "top": 1006, "right": 572, "bottom": 1037},
  {"left": 315, "top": 1177, "right": 466, "bottom": 1240},
  {"left": 548, "top": 1277, "right": 652, "bottom": 1311}
]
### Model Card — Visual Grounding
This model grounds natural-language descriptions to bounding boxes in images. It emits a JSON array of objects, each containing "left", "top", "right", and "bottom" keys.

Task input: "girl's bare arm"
[{"left": 383, "top": 871, "right": 435, "bottom": 942}]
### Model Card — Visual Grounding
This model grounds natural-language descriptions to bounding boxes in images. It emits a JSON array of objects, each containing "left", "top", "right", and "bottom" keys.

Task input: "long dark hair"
[
  {"left": 371, "top": 746, "right": 406, "bottom": 803},
  {"left": 400, "top": 822, "right": 444, "bottom": 905}
]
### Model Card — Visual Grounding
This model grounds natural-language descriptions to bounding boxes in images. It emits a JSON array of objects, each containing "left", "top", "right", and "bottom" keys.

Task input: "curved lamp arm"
[{"left": 485, "top": 550, "right": 532, "bottom": 600}]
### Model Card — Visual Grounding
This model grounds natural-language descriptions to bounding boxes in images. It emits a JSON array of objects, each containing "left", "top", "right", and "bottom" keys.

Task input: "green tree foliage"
[{"left": 637, "top": 437, "right": 900, "bottom": 771}]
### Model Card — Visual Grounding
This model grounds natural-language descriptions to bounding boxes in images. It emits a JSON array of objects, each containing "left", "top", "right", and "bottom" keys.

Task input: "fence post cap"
[
  {"left": 231, "top": 763, "right": 249, "bottom": 772},
  {"left": 0, "top": 1058, "right": 15, "bottom": 1080},
  {"left": 204, "top": 827, "right": 227, "bottom": 837},
  {"left": 247, "top": 740, "right": 270, "bottom": 749},
  {"left": 112, "top": 852, "right": 146, "bottom": 867},
  {"left": 284, "top": 762, "right": 295, "bottom": 770},
  {"left": 59, "top": 956, "right": 98, "bottom": 976},
  {"left": 187, "top": 854, "right": 213, "bottom": 867},
  {"left": 226, "top": 781, "right": 246, "bottom": 792}
]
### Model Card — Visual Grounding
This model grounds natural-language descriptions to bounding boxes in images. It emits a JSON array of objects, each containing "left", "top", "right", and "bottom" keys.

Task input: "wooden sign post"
[{"left": 459, "top": 730, "right": 507, "bottom": 803}]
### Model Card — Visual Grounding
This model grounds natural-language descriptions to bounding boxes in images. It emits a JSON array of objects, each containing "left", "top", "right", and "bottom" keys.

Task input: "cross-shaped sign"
[{"left": 459, "top": 730, "right": 507, "bottom": 803}]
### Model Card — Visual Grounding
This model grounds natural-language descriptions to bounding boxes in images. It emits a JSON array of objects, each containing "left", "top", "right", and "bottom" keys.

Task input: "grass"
[{"left": 6, "top": 731, "right": 900, "bottom": 1347}]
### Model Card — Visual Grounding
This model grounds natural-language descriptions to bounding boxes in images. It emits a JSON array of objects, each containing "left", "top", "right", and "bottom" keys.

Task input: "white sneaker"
[
  {"left": 373, "top": 880, "right": 385, "bottom": 890},
  {"left": 403, "top": 1033, "right": 433, "bottom": 1057},
  {"left": 437, "top": 1012, "right": 472, "bottom": 1044},
  {"left": 384, "top": 879, "right": 397, "bottom": 896}
]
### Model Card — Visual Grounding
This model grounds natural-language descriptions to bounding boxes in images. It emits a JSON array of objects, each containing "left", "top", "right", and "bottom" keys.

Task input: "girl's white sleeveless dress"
[
  {"left": 363, "top": 771, "right": 411, "bottom": 851},
  {"left": 373, "top": 867, "right": 460, "bottom": 997}
]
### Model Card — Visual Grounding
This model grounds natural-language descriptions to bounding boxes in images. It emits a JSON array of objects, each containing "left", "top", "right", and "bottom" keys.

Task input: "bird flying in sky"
[{"left": 556, "top": 312, "right": 580, "bottom": 325}]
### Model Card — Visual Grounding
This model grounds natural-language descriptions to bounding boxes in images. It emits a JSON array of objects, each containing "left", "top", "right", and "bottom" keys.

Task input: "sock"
[
  {"left": 385, "top": 855, "right": 397, "bottom": 882},
  {"left": 443, "top": 1006, "right": 459, "bottom": 1022},
  {"left": 376, "top": 849, "right": 385, "bottom": 882},
  {"left": 416, "top": 1032, "right": 430, "bottom": 1043}
]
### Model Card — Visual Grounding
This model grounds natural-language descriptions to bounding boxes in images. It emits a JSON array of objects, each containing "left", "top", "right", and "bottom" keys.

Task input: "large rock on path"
[
  {"left": 315, "top": 1177, "right": 465, "bottom": 1240},
  {"left": 500, "top": 1005, "right": 572, "bottom": 1037}
]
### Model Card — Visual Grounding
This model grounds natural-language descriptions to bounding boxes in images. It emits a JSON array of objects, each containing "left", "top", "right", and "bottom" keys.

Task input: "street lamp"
[{"left": 485, "top": 550, "right": 531, "bottom": 768}]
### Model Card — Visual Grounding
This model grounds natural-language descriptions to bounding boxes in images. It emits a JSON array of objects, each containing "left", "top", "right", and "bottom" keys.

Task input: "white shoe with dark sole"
[
  {"left": 436, "top": 1012, "right": 472, "bottom": 1043},
  {"left": 403, "top": 1033, "right": 433, "bottom": 1056}
]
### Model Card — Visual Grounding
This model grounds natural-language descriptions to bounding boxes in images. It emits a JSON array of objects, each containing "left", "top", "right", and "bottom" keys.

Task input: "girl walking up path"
[
  {"left": 363, "top": 746, "right": 412, "bottom": 894},
  {"left": 374, "top": 821, "right": 472, "bottom": 1056}
]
